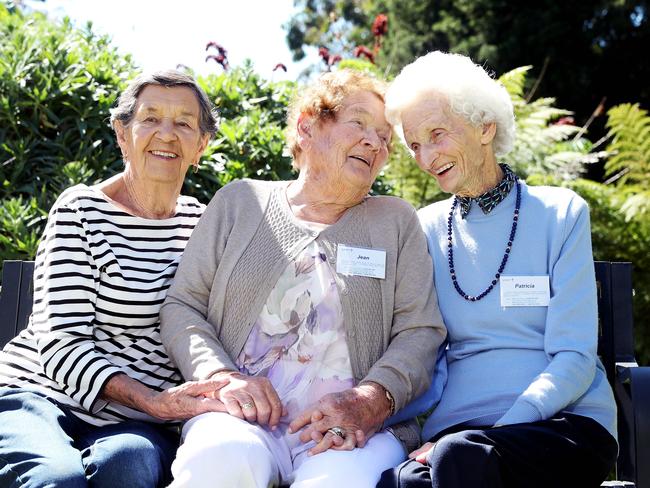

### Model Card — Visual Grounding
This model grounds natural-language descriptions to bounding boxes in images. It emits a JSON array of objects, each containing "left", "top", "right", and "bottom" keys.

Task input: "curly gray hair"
[{"left": 385, "top": 51, "right": 515, "bottom": 156}]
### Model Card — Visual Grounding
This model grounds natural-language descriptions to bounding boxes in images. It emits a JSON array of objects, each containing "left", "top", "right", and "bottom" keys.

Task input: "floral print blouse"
[{"left": 236, "top": 239, "right": 354, "bottom": 451}]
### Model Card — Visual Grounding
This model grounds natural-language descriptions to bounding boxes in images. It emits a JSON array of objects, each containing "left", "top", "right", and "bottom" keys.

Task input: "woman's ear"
[
  {"left": 480, "top": 122, "right": 497, "bottom": 145},
  {"left": 197, "top": 133, "right": 210, "bottom": 158},
  {"left": 296, "top": 113, "right": 313, "bottom": 149},
  {"left": 113, "top": 120, "right": 129, "bottom": 160}
]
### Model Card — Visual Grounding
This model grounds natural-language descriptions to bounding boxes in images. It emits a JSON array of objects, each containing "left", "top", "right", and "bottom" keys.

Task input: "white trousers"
[{"left": 170, "top": 412, "right": 406, "bottom": 488}]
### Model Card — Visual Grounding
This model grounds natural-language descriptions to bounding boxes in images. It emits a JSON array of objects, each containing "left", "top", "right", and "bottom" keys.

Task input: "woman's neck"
[
  {"left": 458, "top": 154, "right": 504, "bottom": 198},
  {"left": 286, "top": 174, "right": 366, "bottom": 225},
  {"left": 99, "top": 171, "right": 180, "bottom": 219}
]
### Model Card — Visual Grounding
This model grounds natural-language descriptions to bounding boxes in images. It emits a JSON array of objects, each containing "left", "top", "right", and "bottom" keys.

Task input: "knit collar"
[{"left": 457, "top": 164, "right": 517, "bottom": 219}]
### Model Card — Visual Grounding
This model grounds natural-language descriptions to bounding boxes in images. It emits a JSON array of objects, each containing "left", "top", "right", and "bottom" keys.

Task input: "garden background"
[{"left": 1, "top": 1, "right": 649, "bottom": 361}]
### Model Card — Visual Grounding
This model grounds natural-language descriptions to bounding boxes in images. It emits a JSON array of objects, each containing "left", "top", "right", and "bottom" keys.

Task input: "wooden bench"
[{"left": 0, "top": 260, "right": 647, "bottom": 487}]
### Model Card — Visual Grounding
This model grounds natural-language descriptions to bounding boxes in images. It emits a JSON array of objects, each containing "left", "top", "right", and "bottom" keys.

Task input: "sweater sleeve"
[
  {"left": 362, "top": 210, "right": 447, "bottom": 411},
  {"left": 33, "top": 197, "right": 122, "bottom": 413},
  {"left": 160, "top": 189, "right": 239, "bottom": 380},
  {"left": 496, "top": 195, "right": 598, "bottom": 426}
]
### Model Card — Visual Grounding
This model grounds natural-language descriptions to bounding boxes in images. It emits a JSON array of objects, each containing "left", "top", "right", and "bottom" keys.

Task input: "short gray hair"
[
  {"left": 385, "top": 51, "right": 515, "bottom": 156},
  {"left": 110, "top": 70, "right": 219, "bottom": 138}
]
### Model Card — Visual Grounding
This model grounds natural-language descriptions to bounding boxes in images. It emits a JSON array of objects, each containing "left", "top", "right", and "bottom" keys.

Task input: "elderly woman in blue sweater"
[{"left": 377, "top": 51, "right": 618, "bottom": 488}]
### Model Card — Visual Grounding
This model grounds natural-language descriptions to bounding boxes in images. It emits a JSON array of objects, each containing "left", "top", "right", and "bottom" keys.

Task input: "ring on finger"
[
  {"left": 241, "top": 401, "right": 255, "bottom": 410},
  {"left": 327, "top": 426, "right": 346, "bottom": 439}
]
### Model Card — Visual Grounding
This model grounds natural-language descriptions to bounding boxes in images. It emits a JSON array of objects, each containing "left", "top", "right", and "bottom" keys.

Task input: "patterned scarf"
[{"left": 457, "top": 164, "right": 517, "bottom": 219}]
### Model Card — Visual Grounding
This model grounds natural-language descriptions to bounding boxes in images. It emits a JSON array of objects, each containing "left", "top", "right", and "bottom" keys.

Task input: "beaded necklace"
[{"left": 447, "top": 178, "right": 521, "bottom": 301}]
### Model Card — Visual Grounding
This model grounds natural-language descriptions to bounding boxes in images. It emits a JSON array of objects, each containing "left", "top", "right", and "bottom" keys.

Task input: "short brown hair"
[
  {"left": 110, "top": 70, "right": 219, "bottom": 138},
  {"left": 285, "top": 69, "right": 386, "bottom": 167}
]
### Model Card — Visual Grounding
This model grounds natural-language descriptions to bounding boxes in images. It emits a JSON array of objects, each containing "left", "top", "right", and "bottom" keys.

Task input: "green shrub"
[
  {"left": 0, "top": 195, "right": 47, "bottom": 261},
  {"left": 184, "top": 64, "right": 296, "bottom": 202},
  {"left": 0, "top": 4, "right": 134, "bottom": 204}
]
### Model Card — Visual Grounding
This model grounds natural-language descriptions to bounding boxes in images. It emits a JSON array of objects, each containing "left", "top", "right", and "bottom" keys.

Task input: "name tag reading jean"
[
  {"left": 500, "top": 275, "right": 550, "bottom": 307},
  {"left": 336, "top": 244, "right": 386, "bottom": 279}
]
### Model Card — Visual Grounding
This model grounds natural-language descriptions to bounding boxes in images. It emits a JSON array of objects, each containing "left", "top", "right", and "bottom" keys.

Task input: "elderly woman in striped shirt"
[{"left": 0, "top": 70, "right": 226, "bottom": 488}]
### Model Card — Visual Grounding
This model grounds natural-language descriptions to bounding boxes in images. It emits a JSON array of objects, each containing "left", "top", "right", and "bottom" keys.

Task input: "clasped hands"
[{"left": 207, "top": 371, "right": 391, "bottom": 455}]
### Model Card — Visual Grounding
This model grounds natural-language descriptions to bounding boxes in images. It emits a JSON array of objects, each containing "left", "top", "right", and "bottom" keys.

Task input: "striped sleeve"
[{"left": 32, "top": 196, "right": 122, "bottom": 413}]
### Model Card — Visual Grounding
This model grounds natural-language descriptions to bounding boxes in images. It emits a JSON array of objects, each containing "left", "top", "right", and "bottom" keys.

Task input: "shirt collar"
[{"left": 457, "top": 164, "right": 518, "bottom": 219}]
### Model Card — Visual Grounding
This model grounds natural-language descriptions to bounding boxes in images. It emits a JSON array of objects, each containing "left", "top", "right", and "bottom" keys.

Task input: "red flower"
[
  {"left": 318, "top": 47, "right": 330, "bottom": 60},
  {"left": 554, "top": 116, "right": 575, "bottom": 126},
  {"left": 206, "top": 54, "right": 229, "bottom": 70},
  {"left": 372, "top": 14, "right": 388, "bottom": 37},
  {"left": 206, "top": 41, "right": 228, "bottom": 57},
  {"left": 273, "top": 63, "right": 288, "bottom": 72},
  {"left": 354, "top": 45, "right": 375, "bottom": 64},
  {"left": 328, "top": 54, "right": 342, "bottom": 66}
]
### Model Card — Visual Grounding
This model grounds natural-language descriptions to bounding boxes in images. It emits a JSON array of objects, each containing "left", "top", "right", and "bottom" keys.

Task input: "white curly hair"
[{"left": 385, "top": 51, "right": 516, "bottom": 156}]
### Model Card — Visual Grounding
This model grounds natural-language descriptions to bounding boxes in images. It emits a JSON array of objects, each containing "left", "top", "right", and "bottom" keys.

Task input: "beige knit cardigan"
[{"left": 160, "top": 179, "right": 446, "bottom": 448}]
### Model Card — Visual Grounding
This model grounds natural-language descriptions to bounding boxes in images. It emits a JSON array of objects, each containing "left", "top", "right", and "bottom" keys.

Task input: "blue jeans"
[{"left": 0, "top": 388, "right": 179, "bottom": 488}]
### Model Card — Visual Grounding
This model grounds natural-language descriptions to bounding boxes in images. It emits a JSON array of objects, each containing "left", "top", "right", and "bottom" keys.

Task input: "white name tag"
[
  {"left": 500, "top": 275, "right": 550, "bottom": 307},
  {"left": 336, "top": 244, "right": 386, "bottom": 279}
]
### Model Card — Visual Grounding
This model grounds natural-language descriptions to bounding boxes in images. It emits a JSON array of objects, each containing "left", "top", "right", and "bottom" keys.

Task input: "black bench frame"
[{"left": 0, "top": 260, "right": 647, "bottom": 487}]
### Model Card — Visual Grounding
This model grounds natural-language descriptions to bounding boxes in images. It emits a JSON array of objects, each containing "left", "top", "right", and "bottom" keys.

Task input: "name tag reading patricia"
[
  {"left": 500, "top": 275, "right": 550, "bottom": 307},
  {"left": 336, "top": 244, "right": 386, "bottom": 279}
]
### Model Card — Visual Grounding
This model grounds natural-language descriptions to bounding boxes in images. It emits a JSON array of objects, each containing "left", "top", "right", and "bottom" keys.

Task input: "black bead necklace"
[{"left": 447, "top": 178, "right": 521, "bottom": 301}]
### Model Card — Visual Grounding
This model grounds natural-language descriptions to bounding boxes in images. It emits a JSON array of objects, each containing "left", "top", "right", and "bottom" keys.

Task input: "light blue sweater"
[{"left": 416, "top": 181, "right": 617, "bottom": 442}]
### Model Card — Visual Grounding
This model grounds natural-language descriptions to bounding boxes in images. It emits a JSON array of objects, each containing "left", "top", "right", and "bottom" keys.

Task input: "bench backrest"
[{"left": 0, "top": 260, "right": 35, "bottom": 348}]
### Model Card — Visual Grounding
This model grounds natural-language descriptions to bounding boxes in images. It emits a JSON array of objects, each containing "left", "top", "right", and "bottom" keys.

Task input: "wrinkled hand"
[
  {"left": 148, "top": 378, "right": 228, "bottom": 420},
  {"left": 209, "top": 371, "right": 285, "bottom": 428},
  {"left": 288, "top": 383, "right": 392, "bottom": 456},
  {"left": 409, "top": 441, "right": 435, "bottom": 464}
]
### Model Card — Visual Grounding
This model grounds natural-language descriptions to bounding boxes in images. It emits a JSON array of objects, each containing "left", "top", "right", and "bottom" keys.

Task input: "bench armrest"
[{"left": 614, "top": 362, "right": 650, "bottom": 487}]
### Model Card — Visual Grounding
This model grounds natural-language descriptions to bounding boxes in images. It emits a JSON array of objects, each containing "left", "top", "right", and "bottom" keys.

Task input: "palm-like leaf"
[
  {"left": 605, "top": 103, "right": 650, "bottom": 185},
  {"left": 604, "top": 103, "right": 650, "bottom": 220},
  {"left": 498, "top": 69, "right": 596, "bottom": 178}
]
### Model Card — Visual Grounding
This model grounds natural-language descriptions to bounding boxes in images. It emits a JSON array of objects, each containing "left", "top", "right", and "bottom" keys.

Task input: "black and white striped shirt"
[{"left": 0, "top": 184, "right": 204, "bottom": 426}]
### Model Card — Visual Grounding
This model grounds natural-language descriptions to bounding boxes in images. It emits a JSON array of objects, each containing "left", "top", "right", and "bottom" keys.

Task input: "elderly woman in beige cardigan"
[{"left": 160, "top": 69, "right": 446, "bottom": 488}]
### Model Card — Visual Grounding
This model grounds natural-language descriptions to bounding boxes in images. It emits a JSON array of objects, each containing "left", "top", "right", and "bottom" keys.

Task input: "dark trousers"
[{"left": 377, "top": 413, "right": 617, "bottom": 488}]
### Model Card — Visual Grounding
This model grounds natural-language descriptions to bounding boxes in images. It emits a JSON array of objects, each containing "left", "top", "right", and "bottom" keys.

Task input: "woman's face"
[
  {"left": 301, "top": 90, "right": 391, "bottom": 195},
  {"left": 401, "top": 94, "right": 493, "bottom": 197},
  {"left": 115, "top": 85, "right": 209, "bottom": 185}
]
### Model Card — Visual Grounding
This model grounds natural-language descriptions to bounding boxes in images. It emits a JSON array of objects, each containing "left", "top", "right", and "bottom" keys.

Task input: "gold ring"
[
  {"left": 327, "top": 426, "right": 346, "bottom": 439},
  {"left": 241, "top": 402, "right": 255, "bottom": 410}
]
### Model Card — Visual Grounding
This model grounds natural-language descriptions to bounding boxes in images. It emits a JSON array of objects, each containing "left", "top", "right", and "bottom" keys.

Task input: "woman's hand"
[
  {"left": 209, "top": 371, "right": 285, "bottom": 428},
  {"left": 288, "top": 382, "right": 392, "bottom": 456},
  {"left": 148, "top": 378, "right": 229, "bottom": 420},
  {"left": 101, "top": 373, "right": 228, "bottom": 420},
  {"left": 409, "top": 441, "right": 435, "bottom": 464}
]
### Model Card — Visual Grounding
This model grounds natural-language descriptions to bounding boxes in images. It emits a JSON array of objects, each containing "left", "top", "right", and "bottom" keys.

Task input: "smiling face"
[
  {"left": 114, "top": 85, "right": 209, "bottom": 186},
  {"left": 300, "top": 90, "right": 391, "bottom": 196},
  {"left": 401, "top": 93, "right": 497, "bottom": 197}
]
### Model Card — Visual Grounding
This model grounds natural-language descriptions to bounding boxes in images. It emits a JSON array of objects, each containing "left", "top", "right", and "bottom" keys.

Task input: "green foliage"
[
  {"left": 285, "top": 0, "right": 650, "bottom": 133},
  {"left": 183, "top": 64, "right": 296, "bottom": 202},
  {"left": 0, "top": 4, "right": 134, "bottom": 204},
  {"left": 499, "top": 66, "right": 602, "bottom": 179},
  {"left": 382, "top": 143, "right": 445, "bottom": 207},
  {"left": 0, "top": 195, "right": 47, "bottom": 261},
  {"left": 604, "top": 103, "right": 650, "bottom": 220}
]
